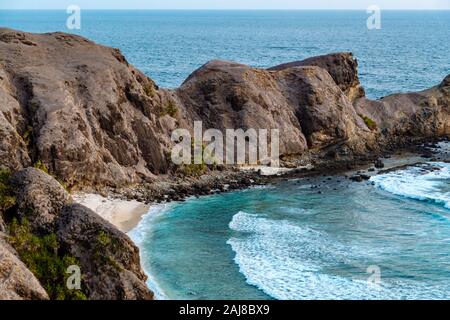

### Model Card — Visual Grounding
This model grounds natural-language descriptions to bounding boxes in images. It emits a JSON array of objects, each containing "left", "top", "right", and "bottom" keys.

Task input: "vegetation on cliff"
[{"left": 8, "top": 217, "right": 87, "bottom": 300}]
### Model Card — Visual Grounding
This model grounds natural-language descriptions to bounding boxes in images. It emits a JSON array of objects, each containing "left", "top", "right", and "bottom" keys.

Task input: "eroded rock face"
[
  {"left": 269, "top": 52, "right": 365, "bottom": 102},
  {"left": 5, "top": 168, "right": 153, "bottom": 300},
  {"left": 176, "top": 59, "right": 372, "bottom": 157},
  {"left": 9, "top": 167, "right": 71, "bottom": 233},
  {"left": 0, "top": 28, "right": 449, "bottom": 185},
  {"left": 56, "top": 204, "right": 153, "bottom": 300},
  {"left": 0, "top": 28, "right": 173, "bottom": 188},
  {"left": 176, "top": 60, "right": 309, "bottom": 155},
  {"left": 0, "top": 216, "right": 6, "bottom": 233},
  {"left": 355, "top": 75, "right": 450, "bottom": 145},
  {"left": 0, "top": 236, "right": 49, "bottom": 300}
]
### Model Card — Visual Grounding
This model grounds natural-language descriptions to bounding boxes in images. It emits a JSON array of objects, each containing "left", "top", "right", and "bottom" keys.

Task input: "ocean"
[
  {"left": 1, "top": 10, "right": 449, "bottom": 99},
  {"left": 3, "top": 10, "right": 450, "bottom": 300},
  {"left": 130, "top": 160, "right": 450, "bottom": 300}
]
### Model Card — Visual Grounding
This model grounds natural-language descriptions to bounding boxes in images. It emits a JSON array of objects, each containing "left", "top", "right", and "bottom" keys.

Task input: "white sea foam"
[
  {"left": 370, "top": 162, "right": 450, "bottom": 208},
  {"left": 227, "top": 211, "right": 448, "bottom": 300},
  {"left": 128, "top": 203, "right": 173, "bottom": 300}
]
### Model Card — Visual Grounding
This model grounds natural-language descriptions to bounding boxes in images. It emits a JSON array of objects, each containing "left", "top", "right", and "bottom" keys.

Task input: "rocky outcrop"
[
  {"left": 355, "top": 74, "right": 450, "bottom": 147},
  {"left": 56, "top": 204, "right": 153, "bottom": 300},
  {"left": 1, "top": 29, "right": 449, "bottom": 188},
  {"left": 9, "top": 168, "right": 71, "bottom": 233},
  {"left": 0, "top": 235, "right": 49, "bottom": 300},
  {"left": 0, "top": 28, "right": 174, "bottom": 188},
  {"left": 4, "top": 168, "right": 153, "bottom": 300},
  {"left": 176, "top": 59, "right": 372, "bottom": 157},
  {"left": 0, "top": 28, "right": 449, "bottom": 300},
  {"left": 269, "top": 52, "right": 365, "bottom": 102}
]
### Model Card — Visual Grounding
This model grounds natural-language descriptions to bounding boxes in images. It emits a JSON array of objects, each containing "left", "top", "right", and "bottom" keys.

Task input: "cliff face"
[
  {"left": 355, "top": 76, "right": 450, "bottom": 145},
  {"left": 0, "top": 27, "right": 449, "bottom": 186},
  {"left": 0, "top": 28, "right": 175, "bottom": 188},
  {"left": 2, "top": 168, "right": 153, "bottom": 300}
]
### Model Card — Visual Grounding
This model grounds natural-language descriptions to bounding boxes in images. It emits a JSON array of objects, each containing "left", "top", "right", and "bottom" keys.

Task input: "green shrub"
[
  {"left": 33, "top": 160, "right": 50, "bottom": 175},
  {"left": 8, "top": 218, "right": 87, "bottom": 300},
  {"left": 162, "top": 100, "right": 178, "bottom": 117},
  {"left": 361, "top": 115, "right": 378, "bottom": 131},
  {"left": 177, "top": 163, "right": 207, "bottom": 177},
  {"left": 0, "top": 168, "right": 16, "bottom": 212},
  {"left": 97, "top": 230, "right": 111, "bottom": 247},
  {"left": 22, "top": 126, "right": 33, "bottom": 148},
  {"left": 143, "top": 83, "right": 155, "bottom": 98}
]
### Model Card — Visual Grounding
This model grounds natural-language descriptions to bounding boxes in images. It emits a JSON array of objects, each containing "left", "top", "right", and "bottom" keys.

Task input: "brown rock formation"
[
  {"left": 0, "top": 28, "right": 174, "bottom": 188},
  {"left": 0, "top": 236, "right": 49, "bottom": 300},
  {"left": 0, "top": 27, "right": 448, "bottom": 184},
  {"left": 56, "top": 204, "right": 153, "bottom": 300},
  {"left": 9, "top": 167, "right": 71, "bottom": 233},
  {"left": 5, "top": 168, "right": 153, "bottom": 300},
  {"left": 269, "top": 52, "right": 365, "bottom": 102}
]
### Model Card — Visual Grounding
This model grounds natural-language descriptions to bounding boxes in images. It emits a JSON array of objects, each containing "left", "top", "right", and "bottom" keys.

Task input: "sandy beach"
[{"left": 73, "top": 193, "right": 151, "bottom": 233}]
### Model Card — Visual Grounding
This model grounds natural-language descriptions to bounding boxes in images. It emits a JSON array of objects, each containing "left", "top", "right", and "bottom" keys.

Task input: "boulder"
[
  {"left": 6, "top": 167, "right": 153, "bottom": 300},
  {"left": 56, "top": 204, "right": 153, "bottom": 300},
  {"left": 269, "top": 52, "right": 365, "bottom": 101},
  {"left": 9, "top": 167, "right": 71, "bottom": 233},
  {"left": 0, "top": 235, "right": 49, "bottom": 300}
]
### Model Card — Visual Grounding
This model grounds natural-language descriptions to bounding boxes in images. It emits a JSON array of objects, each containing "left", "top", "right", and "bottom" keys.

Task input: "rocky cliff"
[
  {"left": 1, "top": 28, "right": 449, "bottom": 188},
  {"left": 1, "top": 28, "right": 449, "bottom": 300},
  {"left": 1, "top": 168, "right": 153, "bottom": 300}
]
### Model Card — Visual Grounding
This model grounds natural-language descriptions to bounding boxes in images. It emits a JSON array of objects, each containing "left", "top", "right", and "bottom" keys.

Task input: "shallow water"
[
  {"left": 130, "top": 163, "right": 450, "bottom": 300},
  {"left": 1, "top": 10, "right": 449, "bottom": 99}
]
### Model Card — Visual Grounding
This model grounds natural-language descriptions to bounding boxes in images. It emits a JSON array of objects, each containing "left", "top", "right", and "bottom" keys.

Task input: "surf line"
[{"left": 179, "top": 304, "right": 214, "bottom": 317}]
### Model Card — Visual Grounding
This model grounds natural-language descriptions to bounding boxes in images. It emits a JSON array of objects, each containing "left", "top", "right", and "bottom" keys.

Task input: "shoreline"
[
  {"left": 73, "top": 143, "right": 447, "bottom": 234},
  {"left": 72, "top": 193, "right": 151, "bottom": 233},
  {"left": 70, "top": 142, "right": 450, "bottom": 300}
]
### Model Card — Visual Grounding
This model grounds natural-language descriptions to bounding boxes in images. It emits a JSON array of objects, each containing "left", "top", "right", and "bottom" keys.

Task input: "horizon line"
[{"left": 1, "top": 8, "right": 450, "bottom": 11}]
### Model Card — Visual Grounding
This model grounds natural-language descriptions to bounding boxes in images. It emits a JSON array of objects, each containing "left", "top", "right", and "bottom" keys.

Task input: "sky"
[{"left": 1, "top": 0, "right": 450, "bottom": 10}]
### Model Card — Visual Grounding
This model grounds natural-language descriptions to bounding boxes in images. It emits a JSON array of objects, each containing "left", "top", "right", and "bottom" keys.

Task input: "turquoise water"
[
  {"left": 4, "top": 9, "right": 450, "bottom": 300},
  {"left": 130, "top": 162, "right": 450, "bottom": 300},
  {"left": 1, "top": 10, "right": 449, "bottom": 98}
]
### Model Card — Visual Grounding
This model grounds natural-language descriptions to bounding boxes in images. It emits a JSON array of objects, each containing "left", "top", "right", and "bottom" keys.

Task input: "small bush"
[
  {"left": 97, "top": 230, "right": 111, "bottom": 247},
  {"left": 143, "top": 83, "right": 155, "bottom": 98},
  {"left": 22, "top": 126, "right": 33, "bottom": 148},
  {"left": 33, "top": 160, "right": 50, "bottom": 175},
  {"left": 361, "top": 115, "right": 378, "bottom": 131},
  {"left": 162, "top": 100, "right": 178, "bottom": 117},
  {"left": 177, "top": 163, "right": 207, "bottom": 177},
  {"left": 0, "top": 168, "right": 16, "bottom": 212},
  {"left": 8, "top": 218, "right": 87, "bottom": 300}
]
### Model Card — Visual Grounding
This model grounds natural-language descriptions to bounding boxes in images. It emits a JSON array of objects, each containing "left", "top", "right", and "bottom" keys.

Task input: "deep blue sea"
[
  {"left": 3, "top": 10, "right": 450, "bottom": 300},
  {"left": 1, "top": 10, "right": 449, "bottom": 98}
]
